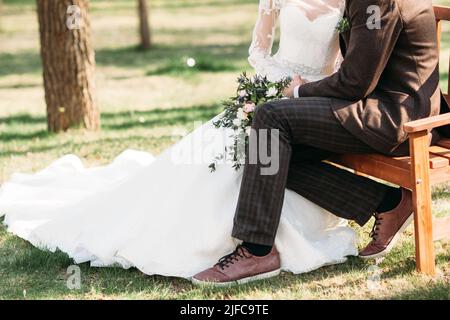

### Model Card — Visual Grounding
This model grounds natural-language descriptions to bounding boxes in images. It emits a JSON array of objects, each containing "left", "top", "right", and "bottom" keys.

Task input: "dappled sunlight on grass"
[
  {"left": 0, "top": 0, "right": 449, "bottom": 300},
  {"left": 0, "top": 104, "right": 221, "bottom": 182},
  {"left": 1, "top": 220, "right": 448, "bottom": 299}
]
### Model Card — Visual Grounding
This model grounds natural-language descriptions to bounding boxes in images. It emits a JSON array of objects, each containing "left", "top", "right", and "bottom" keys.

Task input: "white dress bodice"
[{"left": 249, "top": 0, "right": 344, "bottom": 81}]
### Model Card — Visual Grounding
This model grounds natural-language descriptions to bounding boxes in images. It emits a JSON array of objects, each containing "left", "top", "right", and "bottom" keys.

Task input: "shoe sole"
[
  {"left": 191, "top": 268, "right": 281, "bottom": 287},
  {"left": 359, "top": 212, "right": 414, "bottom": 260}
]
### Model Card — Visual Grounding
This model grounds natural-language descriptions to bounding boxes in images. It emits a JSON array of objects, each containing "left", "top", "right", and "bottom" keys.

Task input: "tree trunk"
[
  {"left": 138, "top": 0, "right": 151, "bottom": 50},
  {"left": 0, "top": 0, "right": 3, "bottom": 32},
  {"left": 36, "top": 0, "right": 99, "bottom": 132}
]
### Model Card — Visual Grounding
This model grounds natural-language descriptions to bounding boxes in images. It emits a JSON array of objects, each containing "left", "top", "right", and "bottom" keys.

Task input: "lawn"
[{"left": 0, "top": 0, "right": 449, "bottom": 300}]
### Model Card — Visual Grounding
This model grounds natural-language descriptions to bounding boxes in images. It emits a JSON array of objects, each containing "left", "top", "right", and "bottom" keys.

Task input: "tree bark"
[
  {"left": 0, "top": 0, "right": 3, "bottom": 31},
  {"left": 36, "top": 0, "right": 99, "bottom": 132},
  {"left": 138, "top": 0, "right": 151, "bottom": 50}
]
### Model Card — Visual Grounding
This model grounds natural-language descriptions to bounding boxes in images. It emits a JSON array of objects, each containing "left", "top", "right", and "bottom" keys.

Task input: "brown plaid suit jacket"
[{"left": 298, "top": 0, "right": 440, "bottom": 155}]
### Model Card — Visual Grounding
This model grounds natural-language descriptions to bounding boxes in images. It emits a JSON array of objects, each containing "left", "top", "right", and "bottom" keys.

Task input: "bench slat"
[
  {"left": 429, "top": 153, "right": 450, "bottom": 168},
  {"left": 335, "top": 152, "right": 448, "bottom": 171},
  {"left": 429, "top": 145, "right": 450, "bottom": 160},
  {"left": 361, "top": 154, "right": 410, "bottom": 170},
  {"left": 331, "top": 154, "right": 413, "bottom": 189},
  {"left": 332, "top": 151, "right": 449, "bottom": 189}
]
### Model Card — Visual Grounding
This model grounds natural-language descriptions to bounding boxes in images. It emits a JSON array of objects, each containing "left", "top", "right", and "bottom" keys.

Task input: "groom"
[{"left": 193, "top": 0, "right": 442, "bottom": 285}]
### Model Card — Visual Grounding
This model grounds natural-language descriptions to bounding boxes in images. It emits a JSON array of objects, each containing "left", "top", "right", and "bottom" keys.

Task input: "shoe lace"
[
  {"left": 215, "top": 245, "right": 249, "bottom": 270},
  {"left": 370, "top": 212, "right": 383, "bottom": 241}
]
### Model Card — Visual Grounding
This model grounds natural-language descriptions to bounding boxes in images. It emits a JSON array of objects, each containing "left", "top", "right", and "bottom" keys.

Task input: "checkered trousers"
[{"left": 232, "top": 97, "right": 389, "bottom": 246}]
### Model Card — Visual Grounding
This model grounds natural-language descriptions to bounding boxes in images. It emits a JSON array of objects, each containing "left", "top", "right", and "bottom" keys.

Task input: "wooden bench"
[{"left": 331, "top": 5, "right": 450, "bottom": 276}]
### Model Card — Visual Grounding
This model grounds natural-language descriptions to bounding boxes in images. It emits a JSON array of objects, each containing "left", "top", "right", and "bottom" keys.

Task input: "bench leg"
[{"left": 409, "top": 131, "right": 435, "bottom": 275}]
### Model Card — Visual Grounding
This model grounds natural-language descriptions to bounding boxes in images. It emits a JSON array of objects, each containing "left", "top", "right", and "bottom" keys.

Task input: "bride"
[{"left": 0, "top": 0, "right": 355, "bottom": 278}]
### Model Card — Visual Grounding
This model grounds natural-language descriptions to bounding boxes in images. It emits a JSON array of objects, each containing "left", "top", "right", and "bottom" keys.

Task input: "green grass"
[
  {"left": 0, "top": 0, "right": 449, "bottom": 300},
  {"left": 0, "top": 216, "right": 448, "bottom": 299}
]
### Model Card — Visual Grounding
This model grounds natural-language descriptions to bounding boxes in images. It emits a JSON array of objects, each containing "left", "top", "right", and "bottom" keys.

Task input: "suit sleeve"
[{"left": 298, "top": 0, "right": 403, "bottom": 101}]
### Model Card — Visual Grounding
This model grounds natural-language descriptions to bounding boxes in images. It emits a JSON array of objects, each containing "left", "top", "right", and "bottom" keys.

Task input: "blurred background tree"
[
  {"left": 138, "top": 0, "right": 151, "bottom": 50},
  {"left": 36, "top": 0, "right": 99, "bottom": 132},
  {"left": 0, "top": 0, "right": 3, "bottom": 31}
]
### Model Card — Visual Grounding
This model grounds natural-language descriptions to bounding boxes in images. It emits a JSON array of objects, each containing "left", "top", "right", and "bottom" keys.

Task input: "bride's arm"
[
  {"left": 248, "top": 0, "right": 288, "bottom": 81},
  {"left": 334, "top": 52, "right": 344, "bottom": 73}
]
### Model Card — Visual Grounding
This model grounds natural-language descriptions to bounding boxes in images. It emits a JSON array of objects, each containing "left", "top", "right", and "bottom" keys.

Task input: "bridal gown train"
[{"left": 0, "top": 0, "right": 357, "bottom": 278}]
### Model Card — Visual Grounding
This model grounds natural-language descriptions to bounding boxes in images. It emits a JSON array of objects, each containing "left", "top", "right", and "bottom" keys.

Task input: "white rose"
[
  {"left": 233, "top": 118, "right": 242, "bottom": 127},
  {"left": 237, "top": 108, "right": 248, "bottom": 120},
  {"left": 266, "top": 87, "right": 278, "bottom": 98},
  {"left": 239, "top": 90, "right": 247, "bottom": 97}
]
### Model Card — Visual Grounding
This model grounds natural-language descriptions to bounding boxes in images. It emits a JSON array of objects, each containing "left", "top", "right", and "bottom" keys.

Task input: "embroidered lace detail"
[
  {"left": 248, "top": 0, "right": 345, "bottom": 82},
  {"left": 338, "top": 0, "right": 346, "bottom": 13},
  {"left": 276, "top": 58, "right": 324, "bottom": 77},
  {"left": 259, "top": 0, "right": 283, "bottom": 14}
]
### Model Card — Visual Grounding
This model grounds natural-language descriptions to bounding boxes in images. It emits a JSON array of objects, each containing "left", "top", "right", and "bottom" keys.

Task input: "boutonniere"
[{"left": 336, "top": 16, "right": 350, "bottom": 33}]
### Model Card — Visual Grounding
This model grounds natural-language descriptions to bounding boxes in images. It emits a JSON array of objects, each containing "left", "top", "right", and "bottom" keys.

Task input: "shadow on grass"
[
  {"left": 0, "top": 51, "right": 42, "bottom": 77},
  {"left": 0, "top": 130, "right": 51, "bottom": 143},
  {"left": 96, "top": 43, "right": 248, "bottom": 71},
  {"left": 1, "top": 220, "right": 449, "bottom": 299},
  {"left": 0, "top": 43, "right": 248, "bottom": 77},
  {"left": 0, "top": 104, "right": 222, "bottom": 157},
  {"left": 0, "top": 134, "right": 176, "bottom": 158},
  {"left": 147, "top": 56, "right": 240, "bottom": 77},
  {"left": 387, "top": 281, "right": 450, "bottom": 299},
  {"left": 0, "top": 104, "right": 221, "bottom": 135},
  {"left": 101, "top": 104, "right": 221, "bottom": 131},
  {"left": 0, "top": 113, "right": 46, "bottom": 125}
]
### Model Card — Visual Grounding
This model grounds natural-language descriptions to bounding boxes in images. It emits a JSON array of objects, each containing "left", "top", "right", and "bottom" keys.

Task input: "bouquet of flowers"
[{"left": 209, "top": 72, "right": 291, "bottom": 172}]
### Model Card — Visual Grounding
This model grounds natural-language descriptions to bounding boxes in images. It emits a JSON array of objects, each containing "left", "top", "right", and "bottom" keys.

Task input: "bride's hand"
[{"left": 282, "top": 75, "right": 308, "bottom": 98}]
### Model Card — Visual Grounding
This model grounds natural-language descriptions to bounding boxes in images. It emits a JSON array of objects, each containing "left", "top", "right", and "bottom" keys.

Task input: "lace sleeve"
[
  {"left": 248, "top": 0, "right": 290, "bottom": 81},
  {"left": 338, "top": 0, "right": 346, "bottom": 12}
]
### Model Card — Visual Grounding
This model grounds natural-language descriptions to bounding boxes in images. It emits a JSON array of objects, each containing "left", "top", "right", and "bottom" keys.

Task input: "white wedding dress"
[{"left": 0, "top": 0, "right": 357, "bottom": 278}]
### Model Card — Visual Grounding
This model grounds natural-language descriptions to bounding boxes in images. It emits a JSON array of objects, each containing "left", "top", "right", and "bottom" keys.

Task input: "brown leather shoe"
[
  {"left": 359, "top": 188, "right": 414, "bottom": 259},
  {"left": 191, "top": 245, "right": 281, "bottom": 286}
]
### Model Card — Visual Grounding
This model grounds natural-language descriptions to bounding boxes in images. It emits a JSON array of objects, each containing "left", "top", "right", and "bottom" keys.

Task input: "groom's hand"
[{"left": 283, "top": 75, "right": 308, "bottom": 98}]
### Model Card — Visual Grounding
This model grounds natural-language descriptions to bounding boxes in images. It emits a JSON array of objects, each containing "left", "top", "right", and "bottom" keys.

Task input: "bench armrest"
[
  {"left": 404, "top": 113, "right": 450, "bottom": 133},
  {"left": 434, "top": 5, "right": 450, "bottom": 20}
]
